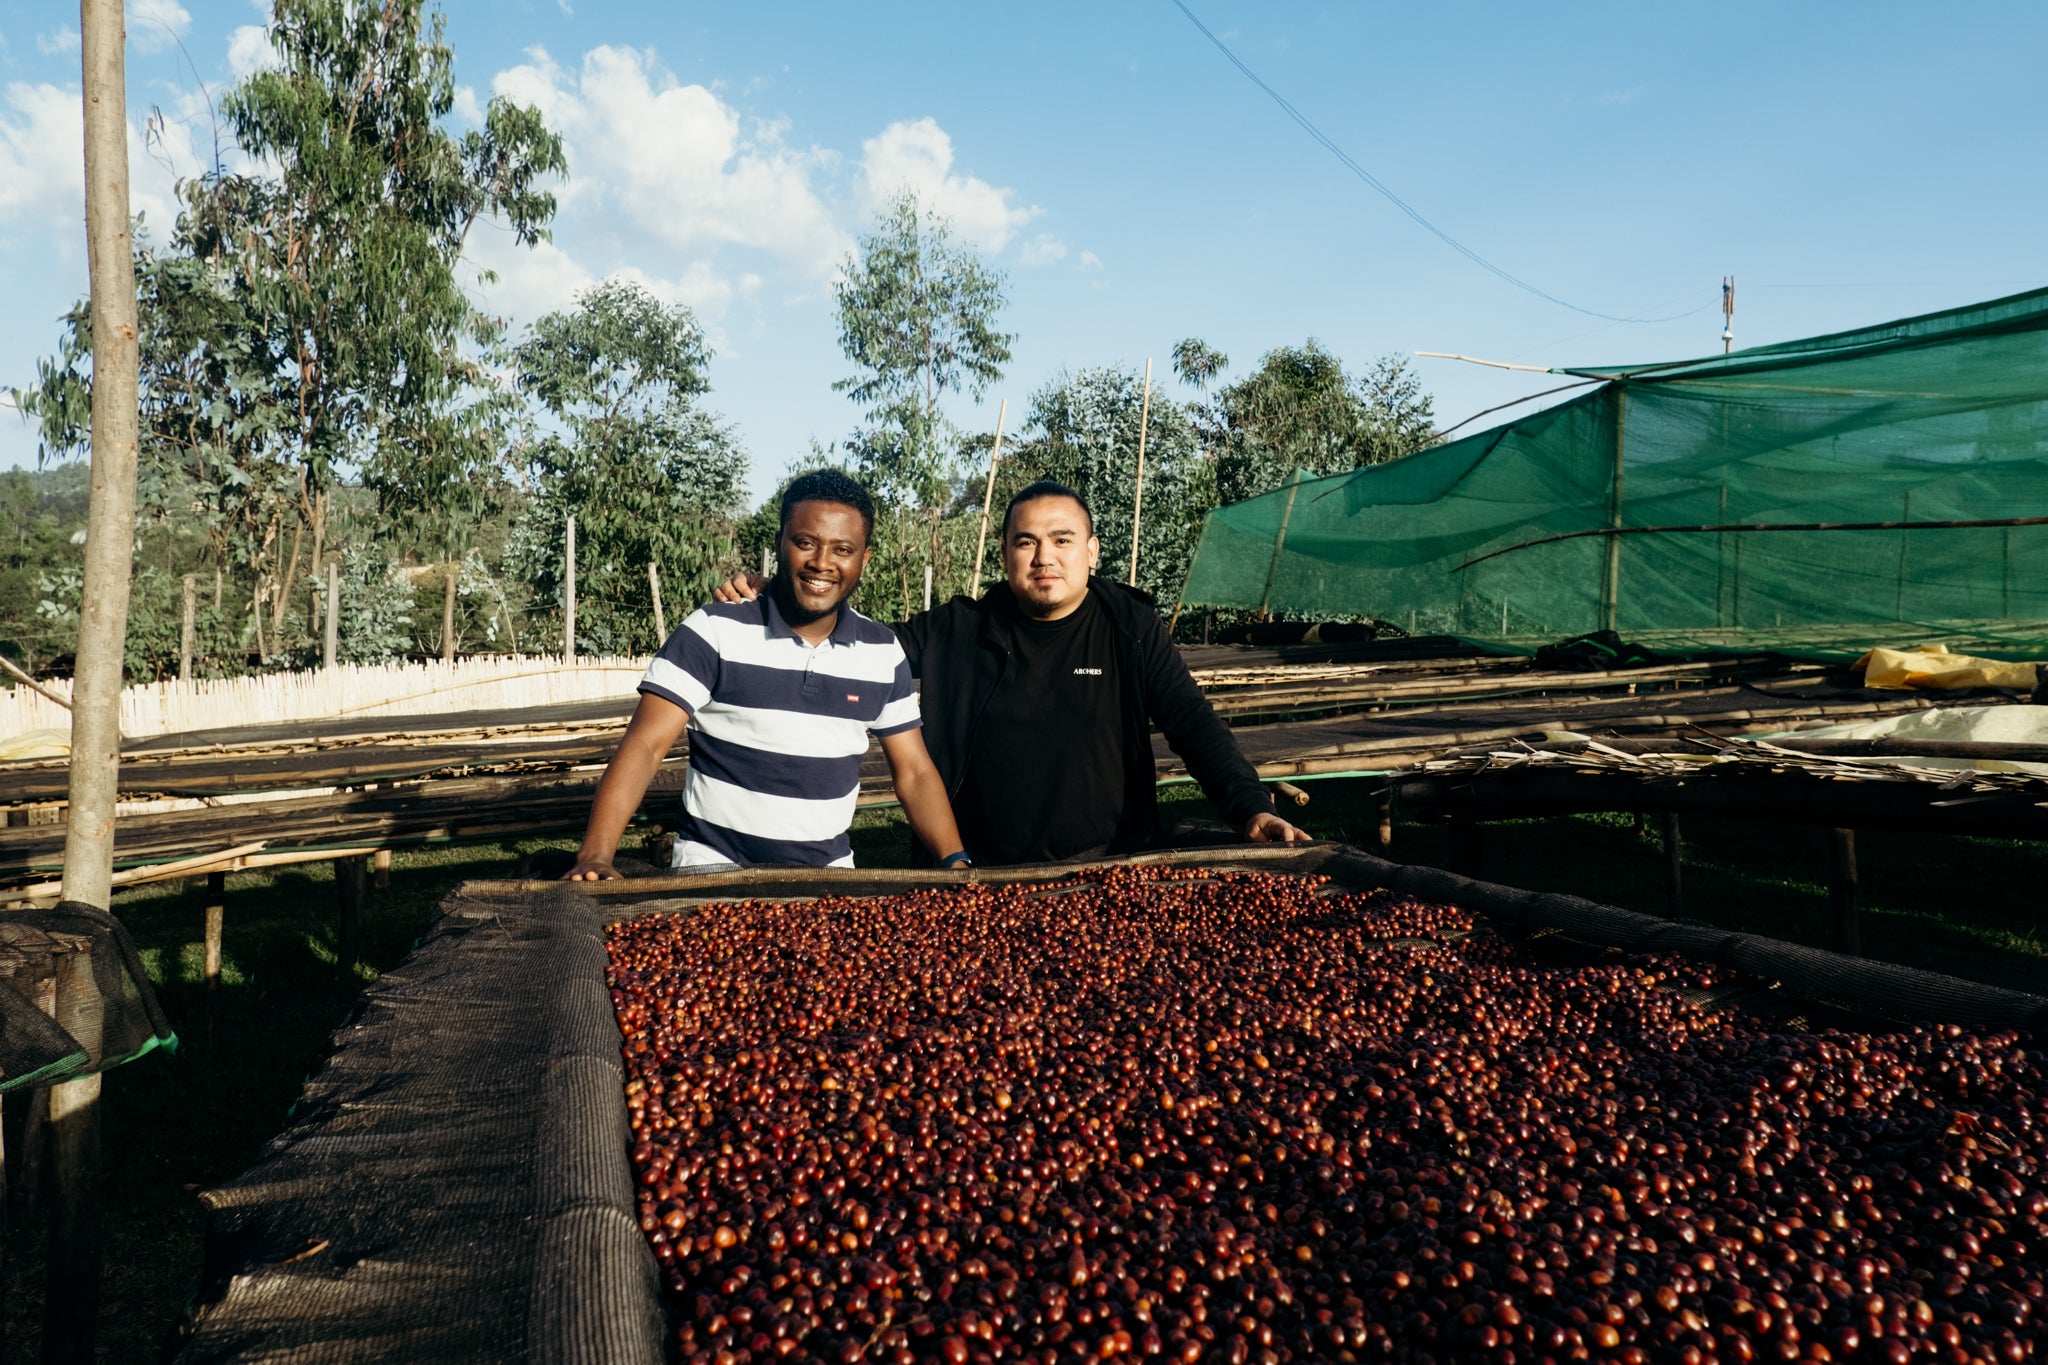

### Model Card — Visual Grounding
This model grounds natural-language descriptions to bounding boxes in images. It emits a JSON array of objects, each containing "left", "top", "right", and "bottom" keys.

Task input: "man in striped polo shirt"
[{"left": 565, "top": 470, "right": 967, "bottom": 875}]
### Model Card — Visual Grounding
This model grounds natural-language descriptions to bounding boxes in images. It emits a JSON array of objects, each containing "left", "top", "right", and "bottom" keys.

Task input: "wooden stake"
[
  {"left": 62, "top": 0, "right": 143, "bottom": 922},
  {"left": 1128, "top": 358, "right": 1153, "bottom": 587},
  {"left": 969, "top": 398, "right": 1008, "bottom": 596},
  {"left": 323, "top": 558, "right": 339, "bottom": 669},
  {"left": 1376, "top": 788, "right": 1393, "bottom": 850},
  {"left": 923, "top": 562, "right": 933, "bottom": 612},
  {"left": 372, "top": 848, "right": 391, "bottom": 890},
  {"left": 563, "top": 515, "right": 577, "bottom": 662},
  {"left": 336, "top": 856, "right": 367, "bottom": 976},
  {"left": 1828, "top": 828, "right": 1860, "bottom": 956},
  {"left": 180, "top": 574, "right": 196, "bottom": 685},
  {"left": 204, "top": 869, "right": 224, "bottom": 1043},
  {"left": 648, "top": 561, "right": 667, "bottom": 642},
  {"left": 441, "top": 567, "right": 457, "bottom": 662}
]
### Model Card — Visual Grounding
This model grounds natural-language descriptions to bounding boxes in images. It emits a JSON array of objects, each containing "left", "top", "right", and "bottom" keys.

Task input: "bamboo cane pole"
[
  {"left": 564, "top": 515, "right": 577, "bottom": 662},
  {"left": 968, "top": 399, "right": 1008, "bottom": 595},
  {"left": 180, "top": 575, "right": 196, "bottom": 684},
  {"left": 648, "top": 561, "right": 667, "bottom": 642},
  {"left": 1128, "top": 359, "right": 1153, "bottom": 587}
]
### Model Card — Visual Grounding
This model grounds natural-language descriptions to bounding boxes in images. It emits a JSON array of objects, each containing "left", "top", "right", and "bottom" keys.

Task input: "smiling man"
[
  {"left": 566, "top": 469, "right": 967, "bottom": 877},
  {"left": 716, "top": 478, "right": 1306, "bottom": 864}
]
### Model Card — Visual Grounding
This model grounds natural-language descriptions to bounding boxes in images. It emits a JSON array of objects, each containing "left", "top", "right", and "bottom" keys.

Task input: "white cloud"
[
  {"left": 226, "top": 24, "right": 276, "bottom": 78},
  {"left": 128, "top": 0, "right": 193, "bottom": 55},
  {"left": 0, "top": 78, "right": 191, "bottom": 247},
  {"left": 491, "top": 44, "right": 849, "bottom": 275},
  {"left": 451, "top": 85, "right": 483, "bottom": 125},
  {"left": 1599, "top": 85, "right": 1646, "bottom": 106},
  {"left": 37, "top": 28, "right": 81, "bottom": 57},
  {"left": 855, "top": 117, "right": 1039, "bottom": 252},
  {"left": 0, "top": 83, "right": 80, "bottom": 233},
  {"left": 1077, "top": 250, "right": 1103, "bottom": 272},
  {"left": 1017, "top": 233, "right": 1067, "bottom": 267},
  {"left": 556, "top": 0, "right": 574, "bottom": 13}
]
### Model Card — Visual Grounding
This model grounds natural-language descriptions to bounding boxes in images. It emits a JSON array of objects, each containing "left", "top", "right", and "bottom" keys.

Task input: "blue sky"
[{"left": 4, "top": 1, "right": 2045, "bottom": 502}]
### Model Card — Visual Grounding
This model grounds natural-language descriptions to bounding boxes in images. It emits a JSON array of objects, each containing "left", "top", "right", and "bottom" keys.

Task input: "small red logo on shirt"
[{"left": 846, "top": 693, "right": 861, "bottom": 703}]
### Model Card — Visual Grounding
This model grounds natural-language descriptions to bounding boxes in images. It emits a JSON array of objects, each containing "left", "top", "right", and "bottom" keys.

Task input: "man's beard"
[{"left": 771, "top": 569, "right": 839, "bottom": 629}]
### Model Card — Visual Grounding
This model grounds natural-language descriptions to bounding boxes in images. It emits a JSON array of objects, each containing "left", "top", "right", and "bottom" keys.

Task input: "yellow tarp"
[
  {"left": 0, "top": 727, "right": 69, "bottom": 762},
  {"left": 1853, "top": 644, "right": 2041, "bottom": 692}
]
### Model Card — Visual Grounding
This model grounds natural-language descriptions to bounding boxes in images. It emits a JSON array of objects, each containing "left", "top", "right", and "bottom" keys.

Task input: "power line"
[{"left": 1164, "top": 0, "right": 1702, "bottom": 325}]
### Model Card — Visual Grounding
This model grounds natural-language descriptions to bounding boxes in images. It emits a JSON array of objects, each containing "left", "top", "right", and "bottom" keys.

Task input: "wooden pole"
[
  {"left": 563, "top": 515, "right": 577, "bottom": 662},
  {"left": 372, "top": 848, "right": 391, "bottom": 890},
  {"left": 922, "top": 562, "right": 933, "bottom": 612},
  {"left": 336, "top": 856, "right": 367, "bottom": 976},
  {"left": 203, "top": 868, "right": 224, "bottom": 1043},
  {"left": 969, "top": 398, "right": 1008, "bottom": 595},
  {"left": 323, "top": 558, "right": 339, "bottom": 669},
  {"left": 648, "top": 561, "right": 667, "bottom": 642},
  {"left": 1128, "top": 358, "right": 1154, "bottom": 587},
  {"left": 1375, "top": 788, "right": 1393, "bottom": 850},
  {"left": 61, "top": 0, "right": 142, "bottom": 917},
  {"left": 1601, "top": 387, "right": 1627, "bottom": 634},
  {"left": 1828, "top": 828, "right": 1860, "bottom": 956},
  {"left": 1256, "top": 469, "right": 1307, "bottom": 620},
  {"left": 441, "top": 567, "right": 457, "bottom": 662},
  {"left": 179, "top": 574, "right": 196, "bottom": 685}
]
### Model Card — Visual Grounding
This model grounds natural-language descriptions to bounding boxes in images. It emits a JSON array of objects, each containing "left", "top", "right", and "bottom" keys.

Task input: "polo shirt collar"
[{"left": 761, "top": 587, "right": 859, "bottom": 647}]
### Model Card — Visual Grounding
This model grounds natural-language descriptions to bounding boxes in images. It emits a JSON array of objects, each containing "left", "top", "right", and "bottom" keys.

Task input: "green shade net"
[{"left": 1181, "top": 288, "right": 2048, "bottom": 660}]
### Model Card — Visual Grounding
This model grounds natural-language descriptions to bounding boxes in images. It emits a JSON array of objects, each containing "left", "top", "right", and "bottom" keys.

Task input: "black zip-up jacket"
[{"left": 893, "top": 576, "right": 1277, "bottom": 854}]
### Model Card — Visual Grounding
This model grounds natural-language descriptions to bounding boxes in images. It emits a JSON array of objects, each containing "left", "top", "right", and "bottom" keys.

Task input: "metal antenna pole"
[{"left": 1722, "top": 276, "right": 1736, "bottom": 354}]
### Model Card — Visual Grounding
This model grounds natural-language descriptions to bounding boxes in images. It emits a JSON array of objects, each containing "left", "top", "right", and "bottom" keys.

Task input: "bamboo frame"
[{"left": 968, "top": 399, "right": 1008, "bottom": 596}]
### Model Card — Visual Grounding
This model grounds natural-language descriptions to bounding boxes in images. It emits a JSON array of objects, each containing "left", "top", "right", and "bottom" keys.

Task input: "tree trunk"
[
  {"left": 273, "top": 513, "right": 304, "bottom": 637},
  {"left": 61, "top": 0, "right": 141, "bottom": 916}
]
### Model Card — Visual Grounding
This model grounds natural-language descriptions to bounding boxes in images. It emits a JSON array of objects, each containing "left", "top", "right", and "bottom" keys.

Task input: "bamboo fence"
[{"left": 0, "top": 656, "right": 646, "bottom": 743}]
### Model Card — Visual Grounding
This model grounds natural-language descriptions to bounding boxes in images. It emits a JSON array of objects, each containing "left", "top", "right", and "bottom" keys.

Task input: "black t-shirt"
[{"left": 957, "top": 591, "right": 1125, "bottom": 864}]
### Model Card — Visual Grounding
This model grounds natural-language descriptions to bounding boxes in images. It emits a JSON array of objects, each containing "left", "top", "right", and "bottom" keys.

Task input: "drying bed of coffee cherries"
[{"left": 606, "top": 867, "right": 2045, "bottom": 1365}]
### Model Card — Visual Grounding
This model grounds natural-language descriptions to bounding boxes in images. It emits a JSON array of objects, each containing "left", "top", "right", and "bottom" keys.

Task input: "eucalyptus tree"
[
  {"left": 17, "top": 0, "right": 563, "bottom": 659},
  {"left": 172, "top": 0, "right": 562, "bottom": 638},
  {"left": 507, "top": 279, "right": 748, "bottom": 656},
  {"left": 1214, "top": 341, "right": 1436, "bottom": 504},
  {"left": 833, "top": 190, "right": 1012, "bottom": 616}
]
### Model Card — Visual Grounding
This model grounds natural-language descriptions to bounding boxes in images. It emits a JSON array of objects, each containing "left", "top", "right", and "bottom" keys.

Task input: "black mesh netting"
[
  {"left": 0, "top": 900, "right": 177, "bottom": 1092},
  {"left": 175, "top": 883, "right": 662, "bottom": 1365},
  {"left": 175, "top": 847, "right": 2045, "bottom": 1361}
]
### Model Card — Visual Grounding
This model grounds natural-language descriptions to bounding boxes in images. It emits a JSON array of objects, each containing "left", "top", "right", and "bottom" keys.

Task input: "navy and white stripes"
[{"left": 638, "top": 595, "right": 918, "bottom": 868}]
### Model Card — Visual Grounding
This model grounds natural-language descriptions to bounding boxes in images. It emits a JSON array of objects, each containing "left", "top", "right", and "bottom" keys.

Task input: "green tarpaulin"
[{"left": 1181, "top": 288, "right": 2048, "bottom": 660}]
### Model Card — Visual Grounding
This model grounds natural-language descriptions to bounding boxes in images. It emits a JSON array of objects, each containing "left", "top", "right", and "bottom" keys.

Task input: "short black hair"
[
  {"left": 1002, "top": 479, "right": 1094, "bottom": 537},
  {"left": 779, "top": 468, "right": 875, "bottom": 541}
]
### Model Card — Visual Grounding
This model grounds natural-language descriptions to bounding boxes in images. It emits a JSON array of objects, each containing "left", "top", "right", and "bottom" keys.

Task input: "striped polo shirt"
[{"left": 638, "top": 594, "right": 920, "bottom": 868}]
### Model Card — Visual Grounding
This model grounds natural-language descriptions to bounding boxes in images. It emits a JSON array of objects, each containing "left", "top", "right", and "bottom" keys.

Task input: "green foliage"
[
  {"left": 0, "top": 467, "right": 90, "bottom": 671},
  {"left": 834, "top": 192, "right": 1012, "bottom": 505},
  {"left": 1213, "top": 341, "right": 1437, "bottom": 505},
  {"left": 335, "top": 545, "right": 416, "bottom": 665},
  {"left": 508, "top": 280, "right": 747, "bottom": 655}
]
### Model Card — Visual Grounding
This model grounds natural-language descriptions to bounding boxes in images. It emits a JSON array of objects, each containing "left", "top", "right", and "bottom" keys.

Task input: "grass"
[{"left": 4, "top": 784, "right": 2043, "bottom": 1358}]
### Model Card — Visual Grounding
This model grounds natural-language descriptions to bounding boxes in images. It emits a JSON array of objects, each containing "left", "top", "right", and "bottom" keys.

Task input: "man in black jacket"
[{"left": 719, "top": 480, "right": 1306, "bottom": 864}]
